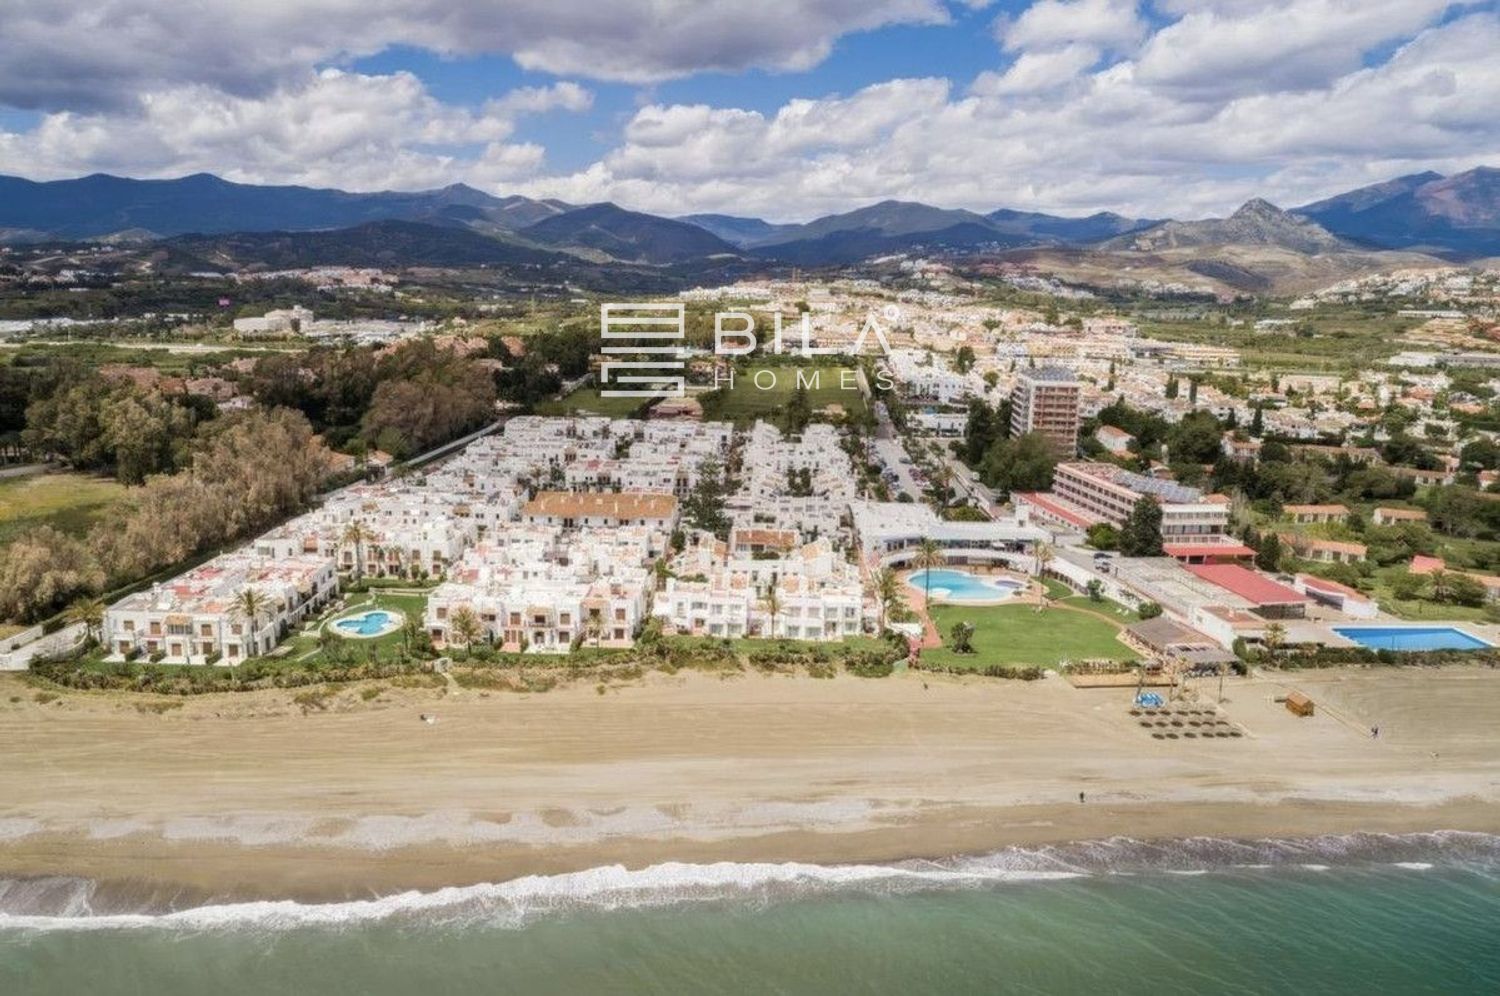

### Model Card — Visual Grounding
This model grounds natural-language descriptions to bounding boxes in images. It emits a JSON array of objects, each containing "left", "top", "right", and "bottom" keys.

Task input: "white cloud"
[
  {"left": 1135, "top": 0, "right": 1464, "bottom": 97},
  {"left": 0, "top": 0, "right": 1495, "bottom": 222},
  {"left": 999, "top": 0, "right": 1145, "bottom": 53},
  {"left": 517, "top": 10, "right": 1500, "bottom": 220},
  {"left": 972, "top": 44, "right": 1101, "bottom": 95},
  {"left": 0, "top": 71, "right": 586, "bottom": 190},
  {"left": 0, "top": 1, "right": 951, "bottom": 111}
]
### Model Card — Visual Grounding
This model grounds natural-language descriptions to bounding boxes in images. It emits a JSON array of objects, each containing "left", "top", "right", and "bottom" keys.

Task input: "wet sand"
[{"left": 2, "top": 666, "right": 1498, "bottom": 901}]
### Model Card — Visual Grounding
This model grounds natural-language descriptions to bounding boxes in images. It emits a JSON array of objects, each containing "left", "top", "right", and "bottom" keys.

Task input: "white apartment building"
[
  {"left": 103, "top": 554, "right": 337, "bottom": 664},
  {"left": 849, "top": 501, "right": 1048, "bottom": 568},
  {"left": 655, "top": 535, "right": 867, "bottom": 641}
]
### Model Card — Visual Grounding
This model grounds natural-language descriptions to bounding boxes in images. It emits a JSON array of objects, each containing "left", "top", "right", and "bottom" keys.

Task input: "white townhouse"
[{"left": 103, "top": 553, "right": 337, "bottom": 665}]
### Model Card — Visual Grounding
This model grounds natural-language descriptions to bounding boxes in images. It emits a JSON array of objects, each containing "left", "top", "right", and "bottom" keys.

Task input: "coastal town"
[{"left": 0, "top": 261, "right": 1493, "bottom": 686}]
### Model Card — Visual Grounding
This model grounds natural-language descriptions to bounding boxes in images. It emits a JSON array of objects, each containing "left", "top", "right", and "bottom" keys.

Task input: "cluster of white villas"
[{"left": 102, "top": 415, "right": 1049, "bottom": 664}]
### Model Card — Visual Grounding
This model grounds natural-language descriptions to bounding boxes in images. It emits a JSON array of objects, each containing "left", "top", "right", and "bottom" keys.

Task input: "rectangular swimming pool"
[{"left": 1332, "top": 625, "right": 1492, "bottom": 652}]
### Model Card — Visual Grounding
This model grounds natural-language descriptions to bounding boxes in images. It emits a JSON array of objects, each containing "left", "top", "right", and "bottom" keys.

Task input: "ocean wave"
[{"left": 2, "top": 831, "right": 1496, "bottom": 932}]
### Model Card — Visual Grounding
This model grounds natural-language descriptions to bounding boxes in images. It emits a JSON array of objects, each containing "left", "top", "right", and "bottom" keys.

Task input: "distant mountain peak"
[
  {"left": 1231, "top": 197, "right": 1285, "bottom": 219},
  {"left": 1106, "top": 197, "right": 1347, "bottom": 254}
]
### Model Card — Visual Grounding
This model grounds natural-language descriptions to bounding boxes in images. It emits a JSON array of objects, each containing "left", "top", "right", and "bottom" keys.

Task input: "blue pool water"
[
  {"left": 1333, "top": 625, "right": 1491, "bottom": 652},
  {"left": 907, "top": 569, "right": 1021, "bottom": 603},
  {"left": 333, "top": 610, "right": 396, "bottom": 637}
]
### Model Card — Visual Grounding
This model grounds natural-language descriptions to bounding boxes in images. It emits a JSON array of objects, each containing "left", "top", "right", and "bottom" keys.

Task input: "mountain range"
[{"left": 3, "top": 167, "right": 1497, "bottom": 290}]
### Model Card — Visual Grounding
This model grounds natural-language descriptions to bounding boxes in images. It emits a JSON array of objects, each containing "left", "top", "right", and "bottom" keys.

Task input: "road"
[{"left": 871, "top": 401, "right": 923, "bottom": 500}]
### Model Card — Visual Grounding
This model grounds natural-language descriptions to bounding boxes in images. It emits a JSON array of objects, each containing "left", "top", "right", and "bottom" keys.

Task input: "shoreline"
[
  {"left": 4, "top": 665, "right": 1500, "bottom": 907},
  {"left": 2, "top": 799, "right": 1499, "bottom": 907}
]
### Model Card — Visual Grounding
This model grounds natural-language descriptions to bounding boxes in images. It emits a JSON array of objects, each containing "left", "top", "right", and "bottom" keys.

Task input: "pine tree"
[{"left": 1119, "top": 495, "right": 1165, "bottom": 557}]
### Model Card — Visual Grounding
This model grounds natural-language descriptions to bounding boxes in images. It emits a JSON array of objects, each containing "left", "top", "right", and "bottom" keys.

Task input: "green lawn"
[
  {"left": 535, "top": 386, "right": 650, "bottom": 418},
  {"left": 924, "top": 602, "right": 1139, "bottom": 669},
  {"left": 279, "top": 589, "right": 430, "bottom": 664},
  {"left": 703, "top": 364, "right": 868, "bottom": 422},
  {"left": 1059, "top": 594, "right": 1141, "bottom": 623},
  {"left": 0, "top": 472, "right": 129, "bottom": 546}
]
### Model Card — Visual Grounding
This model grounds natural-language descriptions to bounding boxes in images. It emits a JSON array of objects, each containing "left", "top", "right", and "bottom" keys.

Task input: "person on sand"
[
  {"left": 1371, "top": 725, "right": 1380, "bottom": 739},
  {"left": 1078, "top": 791, "right": 1086, "bottom": 804}
]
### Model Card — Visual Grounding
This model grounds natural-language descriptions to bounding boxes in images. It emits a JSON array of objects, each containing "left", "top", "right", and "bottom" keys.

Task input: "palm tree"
[
  {"left": 234, "top": 589, "right": 266, "bottom": 659},
  {"left": 760, "top": 575, "right": 783, "bottom": 638},
  {"left": 875, "top": 567, "right": 902, "bottom": 633},
  {"left": 341, "top": 520, "right": 370, "bottom": 580},
  {"left": 64, "top": 596, "right": 105, "bottom": 645},
  {"left": 1033, "top": 541, "right": 1055, "bottom": 610},
  {"left": 931, "top": 463, "right": 953, "bottom": 507},
  {"left": 450, "top": 606, "right": 482, "bottom": 649},
  {"left": 913, "top": 538, "right": 944, "bottom": 604}
]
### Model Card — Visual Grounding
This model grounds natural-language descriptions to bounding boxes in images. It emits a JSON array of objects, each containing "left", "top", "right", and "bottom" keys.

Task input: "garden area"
[
  {"left": 535, "top": 386, "right": 653, "bottom": 419},
  {"left": 920, "top": 597, "right": 1140, "bottom": 673},
  {"left": 700, "top": 364, "right": 868, "bottom": 423},
  {"left": 0, "top": 471, "right": 128, "bottom": 547}
]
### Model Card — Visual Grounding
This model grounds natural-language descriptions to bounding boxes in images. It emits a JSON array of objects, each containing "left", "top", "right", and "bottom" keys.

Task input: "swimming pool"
[
  {"left": 907, "top": 569, "right": 1022, "bottom": 604},
  {"left": 1332, "top": 625, "right": 1491, "bottom": 652},
  {"left": 332, "top": 610, "right": 400, "bottom": 638}
]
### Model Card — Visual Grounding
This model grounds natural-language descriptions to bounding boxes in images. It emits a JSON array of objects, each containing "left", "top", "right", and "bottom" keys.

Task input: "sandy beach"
[{"left": 2, "top": 665, "right": 1498, "bottom": 902}]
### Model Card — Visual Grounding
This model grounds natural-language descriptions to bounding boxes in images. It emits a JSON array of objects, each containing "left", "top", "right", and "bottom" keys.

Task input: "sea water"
[{"left": 2, "top": 832, "right": 1498, "bottom": 994}]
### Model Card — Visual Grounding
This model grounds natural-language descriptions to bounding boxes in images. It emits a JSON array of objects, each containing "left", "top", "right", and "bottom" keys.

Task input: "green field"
[
  {"left": 703, "top": 364, "right": 868, "bottom": 422},
  {"left": 923, "top": 602, "right": 1139, "bottom": 669},
  {"left": 0, "top": 472, "right": 129, "bottom": 546},
  {"left": 535, "top": 386, "right": 651, "bottom": 418}
]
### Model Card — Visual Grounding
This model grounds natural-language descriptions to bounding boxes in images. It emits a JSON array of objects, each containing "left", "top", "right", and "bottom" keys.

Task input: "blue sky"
[{"left": 1, "top": 1, "right": 1496, "bottom": 220}]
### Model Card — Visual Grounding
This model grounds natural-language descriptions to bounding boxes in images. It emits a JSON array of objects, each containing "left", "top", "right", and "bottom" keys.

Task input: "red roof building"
[{"left": 1186, "top": 563, "right": 1307, "bottom": 618}]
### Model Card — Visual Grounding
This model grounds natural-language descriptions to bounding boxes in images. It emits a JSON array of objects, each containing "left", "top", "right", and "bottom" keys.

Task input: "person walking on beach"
[
  {"left": 1371, "top": 725, "right": 1380, "bottom": 740},
  {"left": 1078, "top": 791, "right": 1086, "bottom": 804}
]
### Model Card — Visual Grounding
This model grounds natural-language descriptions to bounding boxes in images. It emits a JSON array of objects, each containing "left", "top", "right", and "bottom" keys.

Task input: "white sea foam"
[
  {"left": 2, "top": 831, "right": 1495, "bottom": 933},
  {"left": 0, "top": 860, "right": 1081, "bottom": 933}
]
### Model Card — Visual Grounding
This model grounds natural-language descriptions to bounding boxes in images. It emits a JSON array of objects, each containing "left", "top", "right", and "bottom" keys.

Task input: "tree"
[
  {"left": 977, "top": 431, "right": 1058, "bottom": 494},
  {"left": 1263, "top": 621, "right": 1286, "bottom": 655},
  {"left": 451, "top": 606, "right": 482, "bottom": 648},
  {"left": 683, "top": 456, "right": 730, "bottom": 539},
  {"left": 1389, "top": 571, "right": 1427, "bottom": 601},
  {"left": 1166, "top": 410, "right": 1224, "bottom": 465},
  {"left": 1119, "top": 496, "right": 1165, "bottom": 557},
  {"left": 949, "top": 621, "right": 975, "bottom": 654},
  {"left": 1086, "top": 523, "right": 1119, "bottom": 550},
  {"left": 875, "top": 567, "right": 902, "bottom": 632},
  {"left": 1254, "top": 532, "right": 1283, "bottom": 573},
  {"left": 784, "top": 385, "right": 812, "bottom": 434},
  {"left": 1033, "top": 541, "right": 1055, "bottom": 610},
  {"left": 1086, "top": 579, "right": 1104, "bottom": 602},
  {"left": 1137, "top": 601, "right": 1163, "bottom": 620},
  {"left": 1249, "top": 405, "right": 1264, "bottom": 438},
  {"left": 1444, "top": 573, "right": 1487, "bottom": 608},
  {"left": 954, "top": 345, "right": 976, "bottom": 374},
  {"left": 64, "top": 596, "right": 105, "bottom": 644},
  {"left": 0, "top": 526, "right": 105, "bottom": 623},
  {"left": 914, "top": 538, "right": 944, "bottom": 604},
  {"left": 342, "top": 520, "right": 371, "bottom": 579},
  {"left": 962, "top": 400, "right": 998, "bottom": 466},
  {"left": 234, "top": 589, "right": 266, "bottom": 659},
  {"left": 760, "top": 576, "right": 783, "bottom": 638}
]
